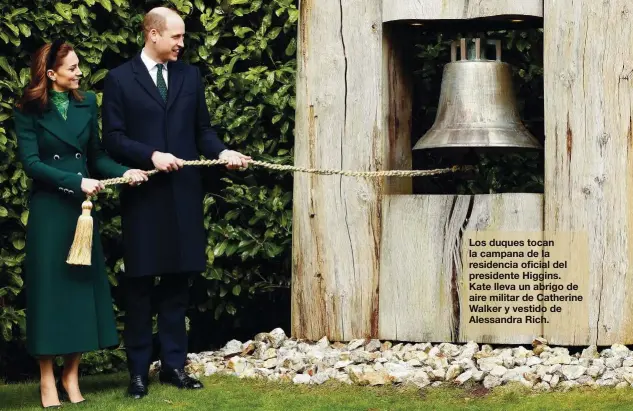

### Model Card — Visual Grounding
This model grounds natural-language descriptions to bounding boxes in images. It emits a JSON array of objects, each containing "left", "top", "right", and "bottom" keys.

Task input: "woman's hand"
[
  {"left": 81, "top": 178, "right": 105, "bottom": 196},
  {"left": 123, "top": 169, "right": 149, "bottom": 186}
]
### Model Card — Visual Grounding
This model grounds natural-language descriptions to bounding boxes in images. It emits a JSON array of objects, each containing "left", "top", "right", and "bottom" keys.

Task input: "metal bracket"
[{"left": 451, "top": 38, "right": 502, "bottom": 62}]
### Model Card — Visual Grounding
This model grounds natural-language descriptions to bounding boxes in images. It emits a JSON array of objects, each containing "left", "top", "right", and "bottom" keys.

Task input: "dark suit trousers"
[{"left": 123, "top": 274, "right": 191, "bottom": 375}]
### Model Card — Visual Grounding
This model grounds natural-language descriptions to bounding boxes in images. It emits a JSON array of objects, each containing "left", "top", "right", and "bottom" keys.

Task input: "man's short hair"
[{"left": 142, "top": 7, "right": 179, "bottom": 40}]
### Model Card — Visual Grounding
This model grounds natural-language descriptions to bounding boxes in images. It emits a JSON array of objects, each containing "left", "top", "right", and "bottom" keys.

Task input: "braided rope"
[{"left": 98, "top": 159, "right": 473, "bottom": 187}]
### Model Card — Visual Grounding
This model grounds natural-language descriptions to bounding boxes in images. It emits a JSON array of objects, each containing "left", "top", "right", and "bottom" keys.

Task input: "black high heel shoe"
[
  {"left": 56, "top": 378, "right": 86, "bottom": 404},
  {"left": 55, "top": 379, "right": 68, "bottom": 402}
]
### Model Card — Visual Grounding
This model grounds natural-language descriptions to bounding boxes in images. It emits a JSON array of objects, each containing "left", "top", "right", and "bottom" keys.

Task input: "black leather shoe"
[
  {"left": 127, "top": 375, "right": 148, "bottom": 399},
  {"left": 159, "top": 368, "right": 203, "bottom": 389}
]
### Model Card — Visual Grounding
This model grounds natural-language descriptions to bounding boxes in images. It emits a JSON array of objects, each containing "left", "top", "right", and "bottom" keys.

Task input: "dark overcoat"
[
  {"left": 101, "top": 54, "right": 227, "bottom": 278},
  {"left": 13, "top": 92, "right": 127, "bottom": 355}
]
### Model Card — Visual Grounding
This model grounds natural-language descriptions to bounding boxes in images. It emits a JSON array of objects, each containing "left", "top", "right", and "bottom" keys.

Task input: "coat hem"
[{"left": 27, "top": 340, "right": 120, "bottom": 357}]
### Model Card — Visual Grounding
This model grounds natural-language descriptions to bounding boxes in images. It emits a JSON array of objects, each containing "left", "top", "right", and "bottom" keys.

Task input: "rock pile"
[{"left": 151, "top": 329, "right": 633, "bottom": 391}]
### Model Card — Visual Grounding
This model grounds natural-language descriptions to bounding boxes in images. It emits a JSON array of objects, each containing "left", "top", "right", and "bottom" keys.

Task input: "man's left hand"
[{"left": 219, "top": 150, "right": 251, "bottom": 170}]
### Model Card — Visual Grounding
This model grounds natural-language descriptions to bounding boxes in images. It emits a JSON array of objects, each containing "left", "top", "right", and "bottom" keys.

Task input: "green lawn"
[{"left": 3, "top": 372, "right": 633, "bottom": 410}]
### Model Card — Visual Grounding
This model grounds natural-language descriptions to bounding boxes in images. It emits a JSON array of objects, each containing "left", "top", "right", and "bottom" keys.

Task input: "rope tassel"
[
  {"left": 65, "top": 159, "right": 473, "bottom": 266},
  {"left": 66, "top": 200, "right": 94, "bottom": 266}
]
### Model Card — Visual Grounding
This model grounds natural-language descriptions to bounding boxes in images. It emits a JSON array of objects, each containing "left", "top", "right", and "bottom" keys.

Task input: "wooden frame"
[
  {"left": 382, "top": 0, "right": 543, "bottom": 23},
  {"left": 293, "top": 0, "right": 633, "bottom": 345}
]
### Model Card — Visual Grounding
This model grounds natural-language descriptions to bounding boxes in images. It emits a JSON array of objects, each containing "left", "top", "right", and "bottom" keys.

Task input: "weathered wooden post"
[
  {"left": 543, "top": 0, "right": 633, "bottom": 345},
  {"left": 292, "top": 0, "right": 384, "bottom": 341}
]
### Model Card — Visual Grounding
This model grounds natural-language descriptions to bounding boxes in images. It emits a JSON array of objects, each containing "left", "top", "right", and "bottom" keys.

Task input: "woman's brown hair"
[{"left": 15, "top": 41, "right": 84, "bottom": 115}]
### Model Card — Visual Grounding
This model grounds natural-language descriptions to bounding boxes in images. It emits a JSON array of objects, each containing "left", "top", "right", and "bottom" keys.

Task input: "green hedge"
[{"left": 0, "top": 0, "right": 297, "bottom": 378}]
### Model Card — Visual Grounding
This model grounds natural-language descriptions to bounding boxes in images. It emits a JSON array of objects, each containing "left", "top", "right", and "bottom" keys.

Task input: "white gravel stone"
[
  {"left": 490, "top": 365, "right": 507, "bottom": 378},
  {"left": 606, "top": 357, "right": 624, "bottom": 369},
  {"left": 483, "top": 375, "right": 502, "bottom": 389},
  {"left": 472, "top": 370, "right": 485, "bottom": 382},
  {"left": 445, "top": 364, "right": 462, "bottom": 381},
  {"left": 293, "top": 374, "right": 311, "bottom": 384},
  {"left": 204, "top": 363, "right": 218, "bottom": 376},
  {"left": 222, "top": 340, "right": 243, "bottom": 356},
  {"left": 348, "top": 339, "right": 366, "bottom": 351},
  {"left": 170, "top": 328, "right": 633, "bottom": 392},
  {"left": 455, "top": 370, "right": 473, "bottom": 385},
  {"left": 561, "top": 365, "right": 586, "bottom": 380}
]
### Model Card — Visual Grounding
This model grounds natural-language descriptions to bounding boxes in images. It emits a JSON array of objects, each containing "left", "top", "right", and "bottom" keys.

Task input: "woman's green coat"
[{"left": 14, "top": 91, "right": 128, "bottom": 356}]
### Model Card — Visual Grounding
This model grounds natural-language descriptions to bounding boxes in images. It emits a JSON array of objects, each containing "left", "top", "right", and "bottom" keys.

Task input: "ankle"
[
  {"left": 61, "top": 375, "right": 84, "bottom": 401},
  {"left": 61, "top": 370, "right": 76, "bottom": 384},
  {"left": 40, "top": 376, "right": 56, "bottom": 388}
]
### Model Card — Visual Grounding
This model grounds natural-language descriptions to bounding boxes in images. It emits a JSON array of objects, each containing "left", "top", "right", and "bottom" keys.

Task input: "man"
[{"left": 101, "top": 7, "right": 250, "bottom": 399}]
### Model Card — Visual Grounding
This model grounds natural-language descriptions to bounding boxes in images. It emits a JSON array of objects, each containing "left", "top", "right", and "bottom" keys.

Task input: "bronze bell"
[{"left": 413, "top": 38, "right": 542, "bottom": 152}]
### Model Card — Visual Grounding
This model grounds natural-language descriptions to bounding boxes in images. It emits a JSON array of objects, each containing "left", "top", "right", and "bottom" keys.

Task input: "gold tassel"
[{"left": 66, "top": 199, "right": 94, "bottom": 266}]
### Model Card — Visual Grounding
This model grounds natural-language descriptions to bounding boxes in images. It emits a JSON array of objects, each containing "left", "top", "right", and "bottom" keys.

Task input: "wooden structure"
[
  {"left": 543, "top": 1, "right": 633, "bottom": 345},
  {"left": 292, "top": 0, "right": 633, "bottom": 345}
]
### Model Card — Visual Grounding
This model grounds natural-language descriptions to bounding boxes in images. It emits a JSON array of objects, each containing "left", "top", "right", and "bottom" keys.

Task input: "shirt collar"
[{"left": 140, "top": 48, "right": 168, "bottom": 72}]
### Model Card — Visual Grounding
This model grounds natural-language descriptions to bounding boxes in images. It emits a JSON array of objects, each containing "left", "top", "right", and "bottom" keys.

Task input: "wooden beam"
[
  {"left": 292, "top": 0, "right": 384, "bottom": 341},
  {"left": 383, "top": 0, "right": 543, "bottom": 23},
  {"left": 543, "top": 0, "right": 633, "bottom": 345},
  {"left": 378, "top": 194, "right": 543, "bottom": 343},
  {"left": 383, "top": 24, "right": 413, "bottom": 195}
]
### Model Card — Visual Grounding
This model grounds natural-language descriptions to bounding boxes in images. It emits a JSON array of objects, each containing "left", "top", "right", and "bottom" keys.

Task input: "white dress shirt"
[{"left": 140, "top": 48, "right": 168, "bottom": 88}]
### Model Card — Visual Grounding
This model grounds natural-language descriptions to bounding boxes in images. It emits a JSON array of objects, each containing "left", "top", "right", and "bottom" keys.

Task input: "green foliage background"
[
  {"left": 0, "top": 0, "right": 297, "bottom": 379},
  {"left": 0, "top": 1, "right": 543, "bottom": 380}
]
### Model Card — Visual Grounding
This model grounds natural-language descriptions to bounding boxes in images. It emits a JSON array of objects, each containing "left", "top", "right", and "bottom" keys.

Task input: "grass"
[{"left": 3, "top": 372, "right": 633, "bottom": 410}]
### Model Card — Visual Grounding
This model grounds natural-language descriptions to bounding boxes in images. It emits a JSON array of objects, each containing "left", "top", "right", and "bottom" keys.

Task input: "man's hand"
[
  {"left": 219, "top": 150, "right": 251, "bottom": 170},
  {"left": 151, "top": 151, "right": 184, "bottom": 172},
  {"left": 123, "top": 169, "right": 149, "bottom": 186}
]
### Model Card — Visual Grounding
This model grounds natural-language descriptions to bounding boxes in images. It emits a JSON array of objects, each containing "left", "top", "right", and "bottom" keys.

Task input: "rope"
[
  {"left": 67, "top": 158, "right": 473, "bottom": 266},
  {"left": 98, "top": 159, "right": 474, "bottom": 187}
]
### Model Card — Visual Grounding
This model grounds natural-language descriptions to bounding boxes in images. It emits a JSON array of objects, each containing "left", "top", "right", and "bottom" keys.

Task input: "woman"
[{"left": 13, "top": 40, "right": 148, "bottom": 408}]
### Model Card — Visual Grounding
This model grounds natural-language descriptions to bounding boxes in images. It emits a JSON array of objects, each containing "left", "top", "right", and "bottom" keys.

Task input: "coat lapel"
[
  {"left": 66, "top": 97, "right": 91, "bottom": 144},
  {"left": 166, "top": 61, "right": 184, "bottom": 111},
  {"left": 37, "top": 96, "right": 90, "bottom": 152},
  {"left": 131, "top": 54, "right": 165, "bottom": 108}
]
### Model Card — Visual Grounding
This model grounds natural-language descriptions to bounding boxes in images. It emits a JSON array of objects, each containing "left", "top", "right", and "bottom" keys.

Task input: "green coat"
[{"left": 13, "top": 91, "right": 128, "bottom": 356}]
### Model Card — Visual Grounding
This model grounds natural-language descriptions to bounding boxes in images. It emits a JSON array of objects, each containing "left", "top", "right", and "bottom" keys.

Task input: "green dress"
[{"left": 13, "top": 90, "right": 129, "bottom": 356}]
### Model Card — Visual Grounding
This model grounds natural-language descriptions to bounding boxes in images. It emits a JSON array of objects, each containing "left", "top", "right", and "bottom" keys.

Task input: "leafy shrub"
[{"left": 0, "top": 0, "right": 297, "bottom": 380}]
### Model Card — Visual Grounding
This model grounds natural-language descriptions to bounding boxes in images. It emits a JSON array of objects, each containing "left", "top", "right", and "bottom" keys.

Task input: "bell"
[{"left": 413, "top": 38, "right": 542, "bottom": 152}]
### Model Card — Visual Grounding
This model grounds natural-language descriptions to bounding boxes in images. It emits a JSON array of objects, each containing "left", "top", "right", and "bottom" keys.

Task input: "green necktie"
[{"left": 156, "top": 64, "right": 167, "bottom": 101}]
